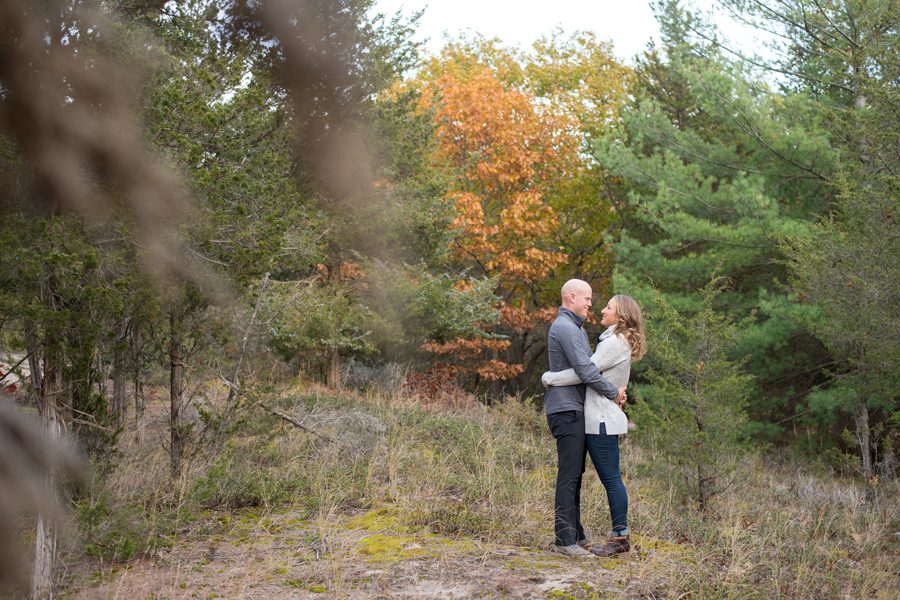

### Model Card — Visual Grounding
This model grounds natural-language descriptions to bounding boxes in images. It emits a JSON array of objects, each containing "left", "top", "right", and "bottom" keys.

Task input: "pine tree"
[
  {"left": 720, "top": 0, "right": 900, "bottom": 490},
  {"left": 596, "top": 1, "right": 837, "bottom": 441},
  {"left": 631, "top": 280, "right": 753, "bottom": 511}
]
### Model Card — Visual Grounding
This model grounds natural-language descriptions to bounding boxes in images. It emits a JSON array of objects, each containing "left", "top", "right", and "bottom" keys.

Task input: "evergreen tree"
[
  {"left": 631, "top": 280, "right": 754, "bottom": 511},
  {"left": 596, "top": 1, "right": 837, "bottom": 441},
  {"left": 730, "top": 0, "right": 900, "bottom": 486}
]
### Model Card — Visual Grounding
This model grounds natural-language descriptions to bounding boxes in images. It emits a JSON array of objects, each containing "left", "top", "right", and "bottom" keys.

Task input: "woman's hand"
[{"left": 615, "top": 387, "right": 627, "bottom": 408}]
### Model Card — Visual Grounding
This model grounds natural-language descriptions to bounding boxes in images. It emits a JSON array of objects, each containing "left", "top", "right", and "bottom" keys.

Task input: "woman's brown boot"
[{"left": 589, "top": 535, "right": 630, "bottom": 557}]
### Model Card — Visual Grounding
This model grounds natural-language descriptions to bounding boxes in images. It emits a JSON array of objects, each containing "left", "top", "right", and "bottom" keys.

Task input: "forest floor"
[
  {"left": 51, "top": 382, "right": 899, "bottom": 599},
  {"left": 61, "top": 503, "right": 681, "bottom": 599}
]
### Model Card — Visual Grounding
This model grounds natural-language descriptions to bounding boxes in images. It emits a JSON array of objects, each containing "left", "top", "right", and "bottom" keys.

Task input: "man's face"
[{"left": 570, "top": 286, "right": 593, "bottom": 318}]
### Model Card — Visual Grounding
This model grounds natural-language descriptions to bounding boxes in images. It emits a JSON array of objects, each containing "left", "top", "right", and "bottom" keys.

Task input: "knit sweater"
[
  {"left": 543, "top": 308, "right": 619, "bottom": 414},
  {"left": 542, "top": 326, "right": 632, "bottom": 435}
]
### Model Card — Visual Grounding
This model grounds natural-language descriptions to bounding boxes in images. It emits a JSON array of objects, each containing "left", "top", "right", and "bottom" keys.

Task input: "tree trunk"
[
  {"left": 95, "top": 339, "right": 106, "bottom": 403},
  {"left": 486, "top": 346, "right": 501, "bottom": 404},
  {"left": 521, "top": 330, "right": 548, "bottom": 389},
  {"left": 111, "top": 324, "right": 126, "bottom": 428},
  {"left": 693, "top": 374, "right": 708, "bottom": 511},
  {"left": 223, "top": 273, "right": 269, "bottom": 421},
  {"left": 169, "top": 308, "right": 185, "bottom": 478},
  {"left": 132, "top": 326, "right": 145, "bottom": 444},
  {"left": 326, "top": 346, "right": 341, "bottom": 389},
  {"left": 25, "top": 323, "right": 43, "bottom": 409},
  {"left": 31, "top": 340, "right": 63, "bottom": 600},
  {"left": 856, "top": 397, "right": 872, "bottom": 477},
  {"left": 696, "top": 463, "right": 707, "bottom": 512},
  {"left": 31, "top": 514, "right": 56, "bottom": 600},
  {"left": 856, "top": 393, "right": 874, "bottom": 502}
]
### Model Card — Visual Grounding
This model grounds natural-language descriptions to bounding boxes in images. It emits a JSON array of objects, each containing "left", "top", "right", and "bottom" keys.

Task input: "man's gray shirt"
[{"left": 544, "top": 307, "right": 619, "bottom": 415}]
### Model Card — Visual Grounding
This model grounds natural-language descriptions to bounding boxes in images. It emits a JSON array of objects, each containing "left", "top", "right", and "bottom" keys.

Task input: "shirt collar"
[
  {"left": 599, "top": 325, "right": 617, "bottom": 341},
  {"left": 558, "top": 306, "right": 586, "bottom": 328}
]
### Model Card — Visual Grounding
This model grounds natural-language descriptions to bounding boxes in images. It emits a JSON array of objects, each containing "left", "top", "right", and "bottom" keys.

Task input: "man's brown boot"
[{"left": 589, "top": 535, "right": 630, "bottom": 557}]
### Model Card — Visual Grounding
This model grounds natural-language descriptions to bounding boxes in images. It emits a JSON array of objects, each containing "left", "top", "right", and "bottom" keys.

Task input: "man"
[{"left": 545, "top": 279, "right": 625, "bottom": 557}]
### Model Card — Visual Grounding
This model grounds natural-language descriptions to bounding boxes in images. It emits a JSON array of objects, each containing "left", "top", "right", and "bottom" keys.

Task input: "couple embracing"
[{"left": 543, "top": 279, "right": 646, "bottom": 558}]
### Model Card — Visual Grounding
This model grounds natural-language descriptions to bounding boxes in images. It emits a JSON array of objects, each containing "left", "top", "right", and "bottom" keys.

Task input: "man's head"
[{"left": 560, "top": 279, "right": 593, "bottom": 318}]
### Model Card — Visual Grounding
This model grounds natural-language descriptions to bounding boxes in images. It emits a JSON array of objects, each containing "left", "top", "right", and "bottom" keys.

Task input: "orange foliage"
[
  {"left": 476, "top": 359, "right": 525, "bottom": 381},
  {"left": 422, "top": 337, "right": 512, "bottom": 358},
  {"left": 413, "top": 58, "right": 614, "bottom": 386},
  {"left": 420, "top": 337, "right": 523, "bottom": 382},
  {"left": 402, "top": 364, "right": 478, "bottom": 409},
  {"left": 500, "top": 303, "right": 558, "bottom": 331},
  {"left": 420, "top": 68, "right": 576, "bottom": 290}
]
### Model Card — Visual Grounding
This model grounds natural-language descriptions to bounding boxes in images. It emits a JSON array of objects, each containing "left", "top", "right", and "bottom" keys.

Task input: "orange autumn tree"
[
  {"left": 415, "top": 57, "right": 582, "bottom": 386},
  {"left": 405, "top": 37, "right": 633, "bottom": 394},
  {"left": 525, "top": 32, "right": 632, "bottom": 283}
]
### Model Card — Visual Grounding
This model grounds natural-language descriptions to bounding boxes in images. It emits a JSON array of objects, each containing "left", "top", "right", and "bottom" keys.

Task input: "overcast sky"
[{"left": 370, "top": 0, "right": 768, "bottom": 64}]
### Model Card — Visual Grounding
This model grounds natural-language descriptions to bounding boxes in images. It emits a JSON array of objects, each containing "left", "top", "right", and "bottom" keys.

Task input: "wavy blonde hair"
[{"left": 612, "top": 294, "right": 646, "bottom": 361}]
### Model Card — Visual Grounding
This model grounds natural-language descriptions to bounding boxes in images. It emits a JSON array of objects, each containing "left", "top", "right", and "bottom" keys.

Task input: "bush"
[{"left": 631, "top": 281, "right": 754, "bottom": 511}]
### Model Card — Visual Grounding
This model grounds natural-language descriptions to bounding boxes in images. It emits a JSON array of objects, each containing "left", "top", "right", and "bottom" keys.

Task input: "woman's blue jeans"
[{"left": 585, "top": 422, "right": 628, "bottom": 535}]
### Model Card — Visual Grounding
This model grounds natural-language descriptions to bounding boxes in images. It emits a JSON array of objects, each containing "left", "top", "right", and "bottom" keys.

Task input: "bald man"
[{"left": 546, "top": 279, "right": 625, "bottom": 557}]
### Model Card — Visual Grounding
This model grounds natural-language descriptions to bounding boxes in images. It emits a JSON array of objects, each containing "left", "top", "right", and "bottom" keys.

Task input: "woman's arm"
[{"left": 542, "top": 367, "right": 580, "bottom": 387}]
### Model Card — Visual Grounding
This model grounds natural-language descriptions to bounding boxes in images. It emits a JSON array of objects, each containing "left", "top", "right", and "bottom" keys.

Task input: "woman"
[{"left": 542, "top": 294, "right": 646, "bottom": 557}]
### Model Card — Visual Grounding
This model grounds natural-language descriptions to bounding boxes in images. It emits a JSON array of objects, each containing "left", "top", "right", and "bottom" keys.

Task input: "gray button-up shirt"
[{"left": 544, "top": 307, "right": 619, "bottom": 414}]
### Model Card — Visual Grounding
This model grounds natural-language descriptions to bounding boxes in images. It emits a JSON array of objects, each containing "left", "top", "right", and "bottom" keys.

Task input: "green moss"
[
  {"left": 632, "top": 534, "right": 691, "bottom": 555},
  {"left": 594, "top": 558, "right": 621, "bottom": 570},
  {"left": 346, "top": 506, "right": 410, "bottom": 533},
  {"left": 357, "top": 533, "right": 427, "bottom": 563},
  {"left": 284, "top": 515, "right": 309, "bottom": 527},
  {"left": 190, "top": 559, "right": 210, "bottom": 572},
  {"left": 353, "top": 527, "right": 483, "bottom": 564}
]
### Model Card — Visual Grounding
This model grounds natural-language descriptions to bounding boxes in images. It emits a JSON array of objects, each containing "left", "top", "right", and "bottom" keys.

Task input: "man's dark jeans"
[
  {"left": 547, "top": 410, "right": 586, "bottom": 546},
  {"left": 585, "top": 422, "right": 628, "bottom": 534}
]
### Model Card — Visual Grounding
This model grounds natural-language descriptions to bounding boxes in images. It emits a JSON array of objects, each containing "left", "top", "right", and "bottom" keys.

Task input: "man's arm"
[
  {"left": 555, "top": 326, "right": 619, "bottom": 400},
  {"left": 543, "top": 337, "right": 631, "bottom": 388}
]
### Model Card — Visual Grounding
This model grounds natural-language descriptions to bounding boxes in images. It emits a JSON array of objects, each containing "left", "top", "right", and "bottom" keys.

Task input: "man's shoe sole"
[{"left": 551, "top": 546, "right": 594, "bottom": 558}]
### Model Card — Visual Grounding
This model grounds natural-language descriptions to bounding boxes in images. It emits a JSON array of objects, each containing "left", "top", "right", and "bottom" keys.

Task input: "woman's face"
[{"left": 600, "top": 298, "right": 618, "bottom": 328}]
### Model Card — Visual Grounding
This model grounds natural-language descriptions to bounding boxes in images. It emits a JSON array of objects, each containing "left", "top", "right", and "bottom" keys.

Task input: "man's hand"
[{"left": 614, "top": 387, "right": 627, "bottom": 408}]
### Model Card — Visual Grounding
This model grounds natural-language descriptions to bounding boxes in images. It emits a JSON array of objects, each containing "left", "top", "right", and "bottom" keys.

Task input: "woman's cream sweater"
[{"left": 542, "top": 326, "right": 632, "bottom": 435}]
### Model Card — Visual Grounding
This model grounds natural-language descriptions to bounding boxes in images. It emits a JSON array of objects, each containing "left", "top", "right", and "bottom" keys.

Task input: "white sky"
[{"left": 371, "top": 0, "right": 767, "bottom": 64}]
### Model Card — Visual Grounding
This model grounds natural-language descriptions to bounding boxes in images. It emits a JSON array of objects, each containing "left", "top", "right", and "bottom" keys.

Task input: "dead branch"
[
  {"left": 258, "top": 401, "right": 334, "bottom": 443},
  {"left": 224, "top": 272, "right": 270, "bottom": 419}
]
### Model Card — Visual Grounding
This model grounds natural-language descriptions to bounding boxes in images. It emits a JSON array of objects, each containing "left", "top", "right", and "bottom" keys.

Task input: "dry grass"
[{"left": 54, "top": 381, "right": 900, "bottom": 599}]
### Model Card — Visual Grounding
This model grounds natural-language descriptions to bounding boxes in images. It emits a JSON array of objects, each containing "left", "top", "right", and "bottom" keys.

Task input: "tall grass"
[{"left": 64, "top": 382, "right": 899, "bottom": 598}]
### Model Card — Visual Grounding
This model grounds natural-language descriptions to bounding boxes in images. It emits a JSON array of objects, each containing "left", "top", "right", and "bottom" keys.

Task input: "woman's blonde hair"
[{"left": 612, "top": 294, "right": 646, "bottom": 361}]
